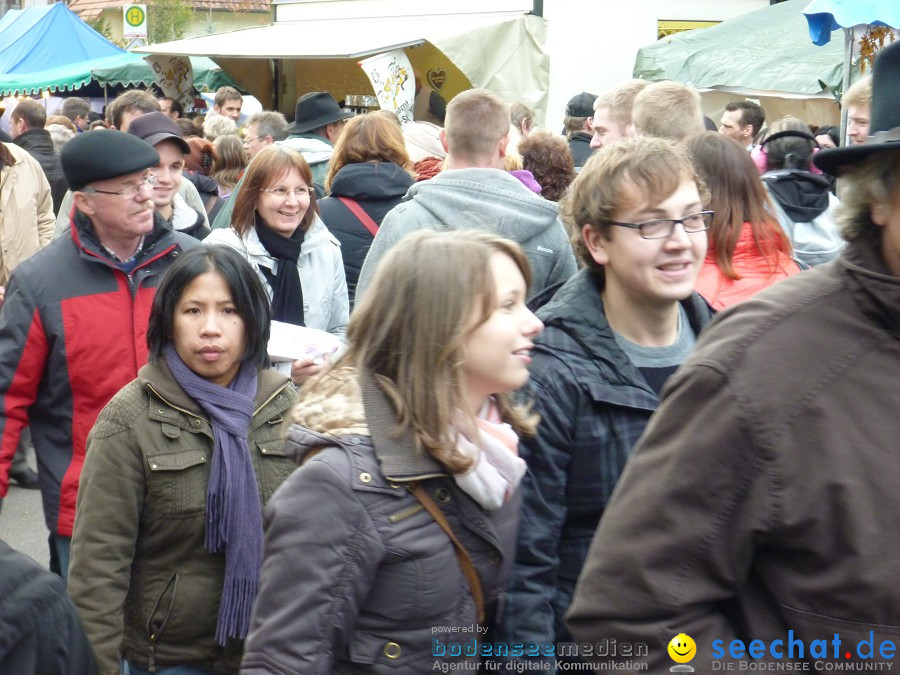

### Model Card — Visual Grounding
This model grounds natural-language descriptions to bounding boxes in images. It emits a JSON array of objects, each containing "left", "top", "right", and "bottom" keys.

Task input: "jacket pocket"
[
  {"left": 348, "top": 631, "right": 406, "bottom": 668},
  {"left": 145, "top": 572, "right": 179, "bottom": 646},
  {"left": 254, "top": 438, "right": 296, "bottom": 500},
  {"left": 780, "top": 604, "right": 900, "bottom": 661},
  {"left": 145, "top": 448, "right": 209, "bottom": 517}
]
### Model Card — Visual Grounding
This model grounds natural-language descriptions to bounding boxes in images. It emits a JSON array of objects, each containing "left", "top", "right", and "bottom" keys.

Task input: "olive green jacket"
[{"left": 68, "top": 361, "right": 297, "bottom": 674}]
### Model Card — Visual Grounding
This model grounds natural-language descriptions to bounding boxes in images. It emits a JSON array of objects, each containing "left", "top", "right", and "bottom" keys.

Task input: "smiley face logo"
[{"left": 668, "top": 633, "right": 696, "bottom": 664}]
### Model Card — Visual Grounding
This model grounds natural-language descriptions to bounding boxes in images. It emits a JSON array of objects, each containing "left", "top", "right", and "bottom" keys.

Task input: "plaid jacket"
[{"left": 496, "top": 269, "right": 714, "bottom": 663}]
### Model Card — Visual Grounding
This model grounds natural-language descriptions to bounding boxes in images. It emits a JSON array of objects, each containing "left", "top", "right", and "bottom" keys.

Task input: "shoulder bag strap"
[
  {"left": 337, "top": 197, "right": 380, "bottom": 237},
  {"left": 409, "top": 482, "right": 485, "bottom": 624}
]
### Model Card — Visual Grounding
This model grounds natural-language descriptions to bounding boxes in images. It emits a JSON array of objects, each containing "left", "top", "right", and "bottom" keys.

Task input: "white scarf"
[{"left": 453, "top": 399, "right": 527, "bottom": 510}]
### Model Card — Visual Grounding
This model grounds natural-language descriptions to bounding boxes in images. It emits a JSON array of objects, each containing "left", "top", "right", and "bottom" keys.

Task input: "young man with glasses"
[
  {"left": 567, "top": 40, "right": 900, "bottom": 672},
  {"left": 0, "top": 130, "right": 197, "bottom": 578},
  {"left": 495, "top": 136, "right": 714, "bottom": 670}
]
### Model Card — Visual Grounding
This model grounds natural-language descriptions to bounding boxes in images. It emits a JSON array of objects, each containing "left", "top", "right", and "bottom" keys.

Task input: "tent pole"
[
  {"left": 840, "top": 27, "right": 852, "bottom": 143},
  {"left": 273, "top": 58, "right": 281, "bottom": 112}
]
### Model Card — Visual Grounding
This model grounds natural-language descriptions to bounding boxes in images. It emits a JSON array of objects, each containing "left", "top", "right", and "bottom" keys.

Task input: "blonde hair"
[
  {"left": 563, "top": 136, "right": 707, "bottom": 272},
  {"left": 843, "top": 76, "right": 872, "bottom": 109},
  {"left": 310, "top": 230, "right": 538, "bottom": 473},
  {"left": 632, "top": 81, "right": 704, "bottom": 141},
  {"left": 445, "top": 88, "right": 510, "bottom": 164},
  {"left": 211, "top": 134, "right": 247, "bottom": 190},
  {"left": 594, "top": 79, "right": 650, "bottom": 132}
]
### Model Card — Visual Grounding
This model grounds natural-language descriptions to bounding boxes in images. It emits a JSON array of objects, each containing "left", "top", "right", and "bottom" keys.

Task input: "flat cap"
[{"left": 61, "top": 129, "right": 159, "bottom": 192}]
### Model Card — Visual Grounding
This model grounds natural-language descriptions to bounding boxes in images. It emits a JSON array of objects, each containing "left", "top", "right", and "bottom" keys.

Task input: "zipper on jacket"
[
  {"left": 147, "top": 381, "right": 293, "bottom": 428},
  {"left": 384, "top": 472, "right": 450, "bottom": 483},
  {"left": 254, "top": 383, "right": 294, "bottom": 417},
  {"left": 146, "top": 383, "right": 206, "bottom": 423}
]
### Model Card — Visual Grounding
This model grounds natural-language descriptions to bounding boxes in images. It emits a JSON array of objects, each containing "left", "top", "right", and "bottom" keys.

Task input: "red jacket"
[
  {"left": 695, "top": 222, "right": 802, "bottom": 310},
  {"left": 0, "top": 210, "right": 196, "bottom": 536}
]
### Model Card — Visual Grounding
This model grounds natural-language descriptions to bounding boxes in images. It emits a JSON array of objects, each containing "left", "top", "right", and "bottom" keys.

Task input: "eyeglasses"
[
  {"left": 242, "top": 136, "right": 261, "bottom": 145},
  {"left": 608, "top": 211, "right": 713, "bottom": 240},
  {"left": 81, "top": 175, "right": 157, "bottom": 198},
  {"left": 263, "top": 186, "right": 314, "bottom": 198}
]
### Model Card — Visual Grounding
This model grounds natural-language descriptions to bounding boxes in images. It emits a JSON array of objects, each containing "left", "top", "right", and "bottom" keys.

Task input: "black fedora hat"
[
  {"left": 815, "top": 40, "right": 900, "bottom": 177},
  {"left": 285, "top": 92, "right": 355, "bottom": 135}
]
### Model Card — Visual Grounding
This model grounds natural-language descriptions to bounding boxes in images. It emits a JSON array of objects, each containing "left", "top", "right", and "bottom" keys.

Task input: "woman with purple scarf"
[{"left": 68, "top": 246, "right": 298, "bottom": 674}]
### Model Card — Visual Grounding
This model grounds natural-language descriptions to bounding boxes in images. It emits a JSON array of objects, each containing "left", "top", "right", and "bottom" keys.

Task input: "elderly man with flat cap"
[
  {"left": 0, "top": 129, "right": 197, "bottom": 579},
  {"left": 566, "top": 39, "right": 900, "bottom": 672}
]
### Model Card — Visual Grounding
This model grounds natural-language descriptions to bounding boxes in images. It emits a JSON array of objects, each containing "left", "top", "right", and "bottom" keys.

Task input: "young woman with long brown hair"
[
  {"left": 242, "top": 229, "right": 543, "bottom": 674},
  {"left": 687, "top": 131, "right": 802, "bottom": 309}
]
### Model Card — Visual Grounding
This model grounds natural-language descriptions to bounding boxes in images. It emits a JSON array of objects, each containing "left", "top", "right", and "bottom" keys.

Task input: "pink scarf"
[{"left": 453, "top": 399, "right": 527, "bottom": 510}]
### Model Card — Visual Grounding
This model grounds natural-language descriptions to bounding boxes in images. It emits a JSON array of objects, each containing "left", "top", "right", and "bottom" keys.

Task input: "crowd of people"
[{"left": 0, "top": 34, "right": 897, "bottom": 675}]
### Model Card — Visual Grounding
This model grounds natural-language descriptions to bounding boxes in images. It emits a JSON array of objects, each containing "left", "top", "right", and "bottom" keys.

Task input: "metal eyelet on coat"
[
  {"left": 359, "top": 472, "right": 373, "bottom": 484},
  {"left": 434, "top": 487, "right": 451, "bottom": 503},
  {"left": 488, "top": 551, "right": 501, "bottom": 565},
  {"left": 383, "top": 642, "right": 402, "bottom": 659}
]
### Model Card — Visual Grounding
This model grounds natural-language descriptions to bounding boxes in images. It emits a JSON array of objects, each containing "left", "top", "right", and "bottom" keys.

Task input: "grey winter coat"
[
  {"left": 355, "top": 167, "right": 577, "bottom": 301},
  {"left": 241, "top": 370, "right": 521, "bottom": 674}
]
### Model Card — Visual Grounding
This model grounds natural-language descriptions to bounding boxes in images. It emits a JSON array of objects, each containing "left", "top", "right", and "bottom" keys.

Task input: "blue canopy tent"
[
  {"left": 0, "top": 9, "right": 23, "bottom": 35},
  {"left": 0, "top": 3, "right": 125, "bottom": 74},
  {"left": 0, "top": 5, "right": 239, "bottom": 98}
]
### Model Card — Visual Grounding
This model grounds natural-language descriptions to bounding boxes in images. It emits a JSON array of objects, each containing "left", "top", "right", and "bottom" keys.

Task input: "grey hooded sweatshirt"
[{"left": 356, "top": 167, "right": 577, "bottom": 300}]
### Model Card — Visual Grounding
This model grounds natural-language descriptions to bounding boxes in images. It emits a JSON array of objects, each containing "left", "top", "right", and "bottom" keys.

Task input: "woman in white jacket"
[{"left": 205, "top": 145, "right": 349, "bottom": 384}]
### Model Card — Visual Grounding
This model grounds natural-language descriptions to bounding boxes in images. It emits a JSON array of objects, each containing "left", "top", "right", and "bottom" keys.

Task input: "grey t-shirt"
[{"left": 613, "top": 304, "right": 696, "bottom": 395}]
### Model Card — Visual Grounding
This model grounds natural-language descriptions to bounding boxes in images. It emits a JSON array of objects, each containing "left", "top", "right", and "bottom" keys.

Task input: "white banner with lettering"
[
  {"left": 358, "top": 49, "right": 415, "bottom": 127},
  {"left": 143, "top": 55, "right": 195, "bottom": 113}
]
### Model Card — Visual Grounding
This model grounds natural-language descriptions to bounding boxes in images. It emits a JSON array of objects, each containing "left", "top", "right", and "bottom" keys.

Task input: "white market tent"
[{"left": 135, "top": 11, "right": 549, "bottom": 123}]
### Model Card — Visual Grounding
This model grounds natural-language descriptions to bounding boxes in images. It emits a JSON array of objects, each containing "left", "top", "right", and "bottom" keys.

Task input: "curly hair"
[{"left": 518, "top": 130, "right": 576, "bottom": 202}]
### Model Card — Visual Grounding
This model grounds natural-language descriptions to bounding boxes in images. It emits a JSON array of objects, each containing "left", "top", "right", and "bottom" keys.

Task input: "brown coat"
[
  {"left": 0, "top": 142, "right": 54, "bottom": 284},
  {"left": 567, "top": 236, "right": 900, "bottom": 671}
]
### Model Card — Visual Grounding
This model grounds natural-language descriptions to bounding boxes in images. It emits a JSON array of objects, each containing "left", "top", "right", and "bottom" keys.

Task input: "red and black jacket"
[{"left": 0, "top": 209, "right": 197, "bottom": 536}]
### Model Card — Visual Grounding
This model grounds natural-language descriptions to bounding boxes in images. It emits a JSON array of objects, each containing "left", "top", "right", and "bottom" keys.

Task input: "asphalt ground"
[{"left": 0, "top": 447, "right": 51, "bottom": 568}]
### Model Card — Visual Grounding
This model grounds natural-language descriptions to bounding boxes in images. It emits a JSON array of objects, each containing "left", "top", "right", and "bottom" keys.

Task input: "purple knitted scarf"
[{"left": 164, "top": 343, "right": 261, "bottom": 645}]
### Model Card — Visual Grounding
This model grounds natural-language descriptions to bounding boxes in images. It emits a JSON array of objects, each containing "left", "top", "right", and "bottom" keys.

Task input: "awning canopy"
[
  {"left": 133, "top": 11, "right": 550, "bottom": 122},
  {"left": 134, "top": 11, "right": 531, "bottom": 59},
  {"left": 0, "top": 54, "right": 239, "bottom": 97}
]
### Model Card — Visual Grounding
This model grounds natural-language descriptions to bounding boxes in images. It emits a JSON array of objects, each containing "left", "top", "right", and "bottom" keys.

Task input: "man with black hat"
[
  {"left": 0, "top": 129, "right": 197, "bottom": 578},
  {"left": 282, "top": 91, "right": 354, "bottom": 189},
  {"left": 563, "top": 91, "right": 597, "bottom": 170},
  {"left": 565, "top": 39, "right": 900, "bottom": 672},
  {"left": 128, "top": 111, "right": 210, "bottom": 240}
]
